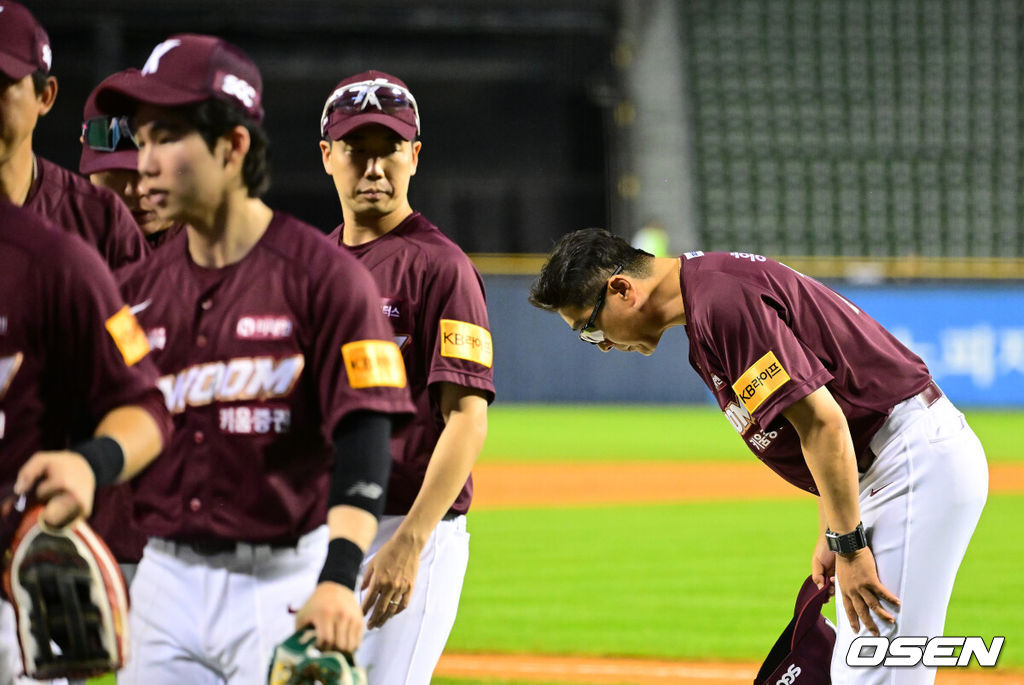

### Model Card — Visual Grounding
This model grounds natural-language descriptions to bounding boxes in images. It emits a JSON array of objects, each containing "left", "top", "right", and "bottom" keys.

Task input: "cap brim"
[
  {"left": 79, "top": 148, "right": 138, "bottom": 176},
  {"left": 324, "top": 112, "right": 417, "bottom": 141},
  {"left": 94, "top": 71, "right": 210, "bottom": 116},
  {"left": 0, "top": 54, "right": 37, "bottom": 81}
]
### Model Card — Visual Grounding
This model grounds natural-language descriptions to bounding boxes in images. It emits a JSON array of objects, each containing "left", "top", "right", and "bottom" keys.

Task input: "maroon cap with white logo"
[
  {"left": 80, "top": 70, "right": 140, "bottom": 176},
  {"left": 755, "top": 575, "right": 837, "bottom": 685},
  {"left": 0, "top": 0, "right": 52, "bottom": 80},
  {"left": 321, "top": 70, "right": 420, "bottom": 141},
  {"left": 95, "top": 34, "right": 263, "bottom": 122}
]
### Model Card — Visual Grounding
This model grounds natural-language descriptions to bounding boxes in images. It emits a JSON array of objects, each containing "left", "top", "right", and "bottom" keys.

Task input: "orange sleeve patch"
[
  {"left": 731, "top": 350, "right": 791, "bottom": 414},
  {"left": 341, "top": 340, "right": 407, "bottom": 389},
  {"left": 104, "top": 306, "right": 150, "bottom": 366},
  {"left": 439, "top": 319, "right": 493, "bottom": 368}
]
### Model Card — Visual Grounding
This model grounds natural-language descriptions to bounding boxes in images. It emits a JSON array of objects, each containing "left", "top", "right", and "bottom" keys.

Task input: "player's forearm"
[
  {"left": 817, "top": 496, "right": 829, "bottom": 535},
  {"left": 783, "top": 388, "right": 862, "bottom": 534},
  {"left": 327, "top": 505, "right": 378, "bottom": 551},
  {"left": 396, "top": 403, "right": 487, "bottom": 547},
  {"left": 94, "top": 405, "right": 164, "bottom": 482}
]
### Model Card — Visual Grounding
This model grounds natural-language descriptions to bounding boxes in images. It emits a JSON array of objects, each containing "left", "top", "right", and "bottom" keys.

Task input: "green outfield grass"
[
  {"left": 482, "top": 405, "right": 1024, "bottom": 463},
  {"left": 449, "top": 494, "right": 1024, "bottom": 670}
]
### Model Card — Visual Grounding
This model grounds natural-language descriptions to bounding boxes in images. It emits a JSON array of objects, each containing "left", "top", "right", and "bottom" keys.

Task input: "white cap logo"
[
  {"left": 142, "top": 39, "right": 182, "bottom": 76},
  {"left": 40, "top": 44, "right": 51, "bottom": 70}
]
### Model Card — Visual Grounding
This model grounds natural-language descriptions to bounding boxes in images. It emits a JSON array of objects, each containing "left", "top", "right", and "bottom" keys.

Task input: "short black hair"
[
  {"left": 528, "top": 228, "right": 653, "bottom": 312},
  {"left": 177, "top": 98, "right": 271, "bottom": 198},
  {"left": 30, "top": 69, "right": 50, "bottom": 94}
]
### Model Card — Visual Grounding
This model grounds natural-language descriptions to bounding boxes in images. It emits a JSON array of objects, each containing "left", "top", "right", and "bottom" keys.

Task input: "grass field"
[
  {"left": 86, "top": 405, "right": 1022, "bottom": 684},
  {"left": 481, "top": 405, "right": 1023, "bottom": 463}
]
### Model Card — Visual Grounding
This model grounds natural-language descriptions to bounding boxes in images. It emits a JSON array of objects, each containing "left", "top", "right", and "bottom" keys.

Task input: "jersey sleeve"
[
  {"left": 700, "top": 272, "right": 833, "bottom": 428},
  {"left": 49, "top": 236, "right": 170, "bottom": 444},
  {"left": 310, "top": 253, "right": 415, "bottom": 433},
  {"left": 102, "top": 192, "right": 151, "bottom": 269},
  {"left": 421, "top": 256, "right": 495, "bottom": 401}
]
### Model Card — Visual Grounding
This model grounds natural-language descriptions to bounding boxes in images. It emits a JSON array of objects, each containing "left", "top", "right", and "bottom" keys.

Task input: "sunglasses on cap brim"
[
  {"left": 320, "top": 79, "right": 421, "bottom": 137},
  {"left": 82, "top": 115, "right": 137, "bottom": 152}
]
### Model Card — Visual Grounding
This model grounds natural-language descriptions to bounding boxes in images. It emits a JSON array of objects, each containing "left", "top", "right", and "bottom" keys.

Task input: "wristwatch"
[{"left": 825, "top": 522, "right": 868, "bottom": 555}]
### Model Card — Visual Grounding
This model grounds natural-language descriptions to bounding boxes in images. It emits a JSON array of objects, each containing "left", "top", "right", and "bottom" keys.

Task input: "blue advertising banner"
[{"left": 835, "top": 286, "right": 1024, "bottom": 407}]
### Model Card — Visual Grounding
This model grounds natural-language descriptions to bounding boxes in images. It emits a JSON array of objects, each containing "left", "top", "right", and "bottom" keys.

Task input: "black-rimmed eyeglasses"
[{"left": 579, "top": 265, "right": 623, "bottom": 344}]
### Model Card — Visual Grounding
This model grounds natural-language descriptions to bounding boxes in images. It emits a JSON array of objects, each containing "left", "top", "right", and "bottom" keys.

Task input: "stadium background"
[{"left": 21, "top": 0, "right": 1022, "bottom": 682}]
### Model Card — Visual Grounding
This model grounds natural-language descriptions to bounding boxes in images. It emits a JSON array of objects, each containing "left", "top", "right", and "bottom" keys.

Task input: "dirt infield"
[
  {"left": 439, "top": 461, "right": 1024, "bottom": 684},
  {"left": 435, "top": 653, "right": 1024, "bottom": 684},
  {"left": 472, "top": 462, "right": 1024, "bottom": 509}
]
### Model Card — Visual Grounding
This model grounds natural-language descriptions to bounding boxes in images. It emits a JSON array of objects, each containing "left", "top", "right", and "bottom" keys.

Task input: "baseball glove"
[
  {"left": 268, "top": 627, "right": 367, "bottom": 685},
  {"left": 1, "top": 494, "right": 129, "bottom": 680}
]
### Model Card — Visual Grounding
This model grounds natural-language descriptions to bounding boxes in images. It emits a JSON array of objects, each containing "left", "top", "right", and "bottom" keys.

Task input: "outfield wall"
[{"left": 486, "top": 276, "right": 1024, "bottom": 407}]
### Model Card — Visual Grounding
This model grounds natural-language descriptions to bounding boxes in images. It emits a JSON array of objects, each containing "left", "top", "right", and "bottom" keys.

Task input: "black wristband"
[
  {"left": 73, "top": 436, "right": 125, "bottom": 488},
  {"left": 317, "top": 538, "right": 364, "bottom": 590},
  {"left": 826, "top": 521, "right": 869, "bottom": 555}
]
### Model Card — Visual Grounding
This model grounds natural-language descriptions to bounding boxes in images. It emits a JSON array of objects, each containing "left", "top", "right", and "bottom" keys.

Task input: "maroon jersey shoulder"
[
  {"left": 680, "top": 251, "right": 930, "bottom": 492},
  {"left": 24, "top": 157, "right": 149, "bottom": 269},
  {"left": 344, "top": 213, "right": 494, "bottom": 516}
]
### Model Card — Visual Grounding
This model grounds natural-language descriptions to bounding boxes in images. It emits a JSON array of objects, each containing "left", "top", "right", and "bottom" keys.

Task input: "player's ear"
[
  {"left": 35, "top": 75, "right": 58, "bottom": 116},
  {"left": 409, "top": 140, "right": 421, "bottom": 176},
  {"left": 319, "top": 139, "right": 334, "bottom": 174},
  {"left": 221, "top": 125, "right": 251, "bottom": 172}
]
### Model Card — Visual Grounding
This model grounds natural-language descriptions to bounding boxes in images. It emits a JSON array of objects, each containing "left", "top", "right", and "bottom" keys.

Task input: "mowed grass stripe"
[
  {"left": 449, "top": 494, "right": 1024, "bottom": 669},
  {"left": 482, "top": 406, "right": 1024, "bottom": 463}
]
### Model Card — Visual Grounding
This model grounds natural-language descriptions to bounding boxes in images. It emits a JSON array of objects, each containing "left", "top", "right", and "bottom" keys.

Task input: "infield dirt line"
[
  {"left": 435, "top": 653, "right": 1024, "bottom": 684},
  {"left": 472, "top": 462, "right": 1024, "bottom": 509}
]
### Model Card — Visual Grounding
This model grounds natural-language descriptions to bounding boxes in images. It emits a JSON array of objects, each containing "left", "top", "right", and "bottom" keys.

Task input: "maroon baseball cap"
[
  {"left": 80, "top": 70, "right": 140, "bottom": 176},
  {"left": 95, "top": 34, "right": 263, "bottom": 122},
  {"left": 321, "top": 70, "right": 420, "bottom": 141},
  {"left": 0, "top": 1, "right": 52, "bottom": 81},
  {"left": 754, "top": 575, "right": 837, "bottom": 685}
]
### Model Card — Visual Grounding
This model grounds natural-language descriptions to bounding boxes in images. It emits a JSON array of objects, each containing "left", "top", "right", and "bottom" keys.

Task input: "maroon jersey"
[
  {"left": 329, "top": 214, "right": 495, "bottom": 515},
  {"left": 118, "top": 213, "right": 414, "bottom": 543},
  {"left": 0, "top": 202, "right": 170, "bottom": 560},
  {"left": 23, "top": 156, "right": 149, "bottom": 269},
  {"left": 680, "top": 251, "right": 931, "bottom": 493}
]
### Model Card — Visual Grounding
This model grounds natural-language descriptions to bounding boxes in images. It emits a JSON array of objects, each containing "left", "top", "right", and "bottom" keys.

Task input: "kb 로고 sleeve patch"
[
  {"left": 732, "top": 350, "right": 791, "bottom": 414},
  {"left": 105, "top": 306, "right": 150, "bottom": 366},
  {"left": 439, "top": 319, "right": 493, "bottom": 368},
  {"left": 341, "top": 340, "right": 407, "bottom": 389}
]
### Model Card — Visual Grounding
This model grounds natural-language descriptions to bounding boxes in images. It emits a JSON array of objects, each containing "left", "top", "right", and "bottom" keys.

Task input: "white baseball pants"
[
  {"left": 356, "top": 513, "right": 470, "bottom": 685},
  {"left": 118, "top": 526, "right": 327, "bottom": 685},
  {"left": 831, "top": 392, "right": 988, "bottom": 684}
]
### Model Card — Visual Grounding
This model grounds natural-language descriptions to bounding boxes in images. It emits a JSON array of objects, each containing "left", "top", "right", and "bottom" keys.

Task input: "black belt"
[
  {"left": 858, "top": 380, "right": 943, "bottom": 473},
  {"left": 173, "top": 537, "right": 299, "bottom": 556}
]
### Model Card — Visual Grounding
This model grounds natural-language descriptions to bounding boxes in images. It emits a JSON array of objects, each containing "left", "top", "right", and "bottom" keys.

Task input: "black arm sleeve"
[{"left": 329, "top": 410, "right": 393, "bottom": 520}]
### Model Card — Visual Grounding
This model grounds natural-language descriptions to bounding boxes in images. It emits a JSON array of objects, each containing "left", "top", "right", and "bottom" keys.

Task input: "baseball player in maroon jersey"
[
  {"left": 0, "top": 201, "right": 171, "bottom": 683},
  {"left": 80, "top": 69, "right": 183, "bottom": 250},
  {"left": 530, "top": 230, "right": 988, "bottom": 685},
  {"left": 318, "top": 70, "right": 494, "bottom": 684},
  {"left": 0, "top": 1, "right": 148, "bottom": 269},
  {"left": 93, "top": 35, "right": 414, "bottom": 683}
]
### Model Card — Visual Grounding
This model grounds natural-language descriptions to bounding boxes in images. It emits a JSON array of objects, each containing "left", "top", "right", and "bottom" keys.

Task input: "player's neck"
[
  {"left": 186, "top": 193, "right": 274, "bottom": 268},
  {"left": 341, "top": 203, "right": 414, "bottom": 246},
  {"left": 0, "top": 145, "right": 36, "bottom": 206},
  {"left": 650, "top": 256, "right": 686, "bottom": 328}
]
